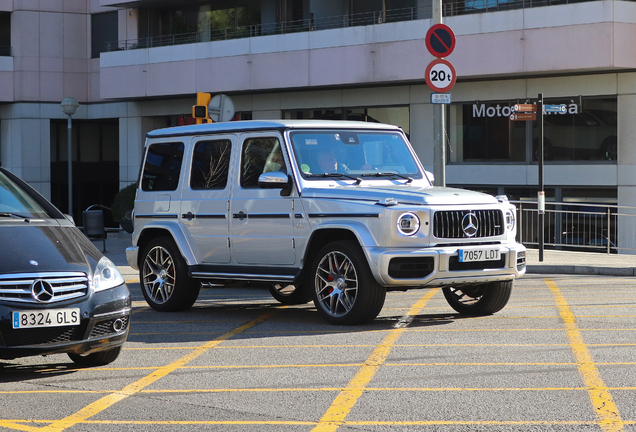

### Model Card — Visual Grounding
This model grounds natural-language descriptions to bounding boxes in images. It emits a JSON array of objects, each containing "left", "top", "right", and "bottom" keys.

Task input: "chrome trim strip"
[
  {"left": 135, "top": 214, "right": 179, "bottom": 219},
  {"left": 93, "top": 307, "right": 133, "bottom": 318},
  {"left": 307, "top": 213, "right": 380, "bottom": 218},
  {"left": 191, "top": 272, "right": 295, "bottom": 281}
]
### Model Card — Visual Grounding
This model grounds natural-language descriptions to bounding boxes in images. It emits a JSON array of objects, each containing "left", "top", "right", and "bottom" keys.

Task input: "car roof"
[{"left": 146, "top": 119, "right": 402, "bottom": 139}]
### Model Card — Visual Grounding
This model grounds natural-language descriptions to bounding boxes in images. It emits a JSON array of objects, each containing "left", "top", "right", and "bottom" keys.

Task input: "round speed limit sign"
[{"left": 425, "top": 58, "right": 457, "bottom": 93}]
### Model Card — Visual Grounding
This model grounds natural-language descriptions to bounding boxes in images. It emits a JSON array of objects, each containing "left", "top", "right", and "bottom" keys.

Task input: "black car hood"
[{"left": 0, "top": 222, "right": 102, "bottom": 275}]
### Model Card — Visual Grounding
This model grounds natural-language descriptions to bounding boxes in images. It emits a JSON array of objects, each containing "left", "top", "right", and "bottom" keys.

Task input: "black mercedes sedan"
[{"left": 0, "top": 167, "right": 130, "bottom": 366}]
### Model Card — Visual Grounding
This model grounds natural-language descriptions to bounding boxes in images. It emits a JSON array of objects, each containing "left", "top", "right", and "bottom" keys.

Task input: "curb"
[{"left": 527, "top": 265, "right": 636, "bottom": 276}]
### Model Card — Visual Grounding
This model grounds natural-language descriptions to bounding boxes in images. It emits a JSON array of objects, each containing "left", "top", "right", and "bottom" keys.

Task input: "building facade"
[{"left": 0, "top": 0, "right": 635, "bottom": 246}]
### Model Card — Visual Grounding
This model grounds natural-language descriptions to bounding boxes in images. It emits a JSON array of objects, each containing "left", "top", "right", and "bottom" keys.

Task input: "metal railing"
[
  {"left": 106, "top": 0, "right": 613, "bottom": 52},
  {"left": 513, "top": 200, "right": 636, "bottom": 254}
]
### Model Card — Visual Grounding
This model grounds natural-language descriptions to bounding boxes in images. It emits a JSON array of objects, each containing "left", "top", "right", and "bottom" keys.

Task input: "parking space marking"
[
  {"left": 312, "top": 289, "right": 439, "bottom": 432},
  {"left": 0, "top": 309, "right": 279, "bottom": 432},
  {"left": 546, "top": 278, "right": 624, "bottom": 432}
]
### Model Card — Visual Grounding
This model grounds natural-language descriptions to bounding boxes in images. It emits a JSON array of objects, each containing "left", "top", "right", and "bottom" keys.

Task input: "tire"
[
  {"left": 443, "top": 280, "right": 513, "bottom": 316},
  {"left": 269, "top": 283, "right": 313, "bottom": 305},
  {"left": 68, "top": 346, "right": 122, "bottom": 367},
  {"left": 311, "top": 241, "right": 386, "bottom": 325},
  {"left": 140, "top": 237, "right": 200, "bottom": 312}
]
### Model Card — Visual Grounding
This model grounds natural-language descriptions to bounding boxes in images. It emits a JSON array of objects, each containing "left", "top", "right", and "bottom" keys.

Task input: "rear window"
[{"left": 141, "top": 142, "right": 185, "bottom": 191}]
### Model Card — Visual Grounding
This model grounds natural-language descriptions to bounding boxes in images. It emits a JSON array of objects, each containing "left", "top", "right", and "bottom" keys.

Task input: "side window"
[
  {"left": 141, "top": 142, "right": 185, "bottom": 192},
  {"left": 240, "top": 137, "right": 285, "bottom": 188},
  {"left": 190, "top": 139, "right": 232, "bottom": 190}
]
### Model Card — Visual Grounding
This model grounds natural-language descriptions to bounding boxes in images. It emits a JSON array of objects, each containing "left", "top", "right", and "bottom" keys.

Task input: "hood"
[
  {"left": 300, "top": 184, "right": 500, "bottom": 206},
  {"left": 0, "top": 223, "right": 102, "bottom": 275}
]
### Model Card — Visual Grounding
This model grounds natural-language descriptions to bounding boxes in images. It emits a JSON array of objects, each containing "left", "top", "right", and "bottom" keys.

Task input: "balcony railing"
[
  {"left": 513, "top": 200, "right": 636, "bottom": 254},
  {"left": 106, "top": 0, "right": 607, "bottom": 52}
]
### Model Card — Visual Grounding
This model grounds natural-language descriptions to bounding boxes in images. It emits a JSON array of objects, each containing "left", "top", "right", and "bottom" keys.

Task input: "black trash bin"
[{"left": 83, "top": 209, "right": 106, "bottom": 252}]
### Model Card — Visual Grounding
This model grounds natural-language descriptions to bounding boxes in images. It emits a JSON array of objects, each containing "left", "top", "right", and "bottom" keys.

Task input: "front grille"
[
  {"left": 0, "top": 272, "right": 88, "bottom": 304},
  {"left": 388, "top": 258, "right": 435, "bottom": 279},
  {"left": 433, "top": 210, "right": 504, "bottom": 239},
  {"left": 449, "top": 254, "right": 507, "bottom": 271},
  {"left": 0, "top": 322, "right": 88, "bottom": 346},
  {"left": 89, "top": 316, "right": 130, "bottom": 338},
  {"left": 517, "top": 251, "right": 526, "bottom": 271}
]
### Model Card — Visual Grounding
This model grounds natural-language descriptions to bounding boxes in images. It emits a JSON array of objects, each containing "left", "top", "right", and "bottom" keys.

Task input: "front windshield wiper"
[
  {"left": 361, "top": 172, "right": 414, "bottom": 183},
  {"left": 306, "top": 173, "right": 362, "bottom": 185},
  {"left": 0, "top": 212, "right": 31, "bottom": 222}
]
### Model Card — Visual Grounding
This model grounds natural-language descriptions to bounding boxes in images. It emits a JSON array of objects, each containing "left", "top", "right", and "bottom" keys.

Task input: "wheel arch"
[
  {"left": 136, "top": 223, "right": 196, "bottom": 269},
  {"left": 296, "top": 225, "right": 373, "bottom": 286}
]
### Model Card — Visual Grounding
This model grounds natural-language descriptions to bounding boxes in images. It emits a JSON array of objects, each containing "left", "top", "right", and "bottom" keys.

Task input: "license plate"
[
  {"left": 12, "top": 308, "right": 80, "bottom": 329},
  {"left": 458, "top": 248, "right": 501, "bottom": 263}
]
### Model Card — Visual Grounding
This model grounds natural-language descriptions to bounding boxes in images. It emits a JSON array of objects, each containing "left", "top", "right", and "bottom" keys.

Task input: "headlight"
[
  {"left": 397, "top": 212, "right": 420, "bottom": 236},
  {"left": 505, "top": 209, "right": 515, "bottom": 231},
  {"left": 92, "top": 256, "right": 125, "bottom": 292}
]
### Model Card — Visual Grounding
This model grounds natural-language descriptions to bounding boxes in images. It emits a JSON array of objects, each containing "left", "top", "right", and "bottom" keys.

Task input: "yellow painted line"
[
  {"left": 9, "top": 384, "right": 636, "bottom": 396},
  {"left": 312, "top": 289, "right": 438, "bottom": 432},
  {"left": 546, "top": 278, "right": 624, "bottom": 432},
  {"left": 9, "top": 419, "right": 636, "bottom": 427},
  {"left": 1, "top": 309, "right": 277, "bottom": 432}
]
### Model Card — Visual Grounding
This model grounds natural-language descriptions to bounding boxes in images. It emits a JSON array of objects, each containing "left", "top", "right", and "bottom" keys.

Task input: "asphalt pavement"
[{"left": 95, "top": 231, "right": 636, "bottom": 281}]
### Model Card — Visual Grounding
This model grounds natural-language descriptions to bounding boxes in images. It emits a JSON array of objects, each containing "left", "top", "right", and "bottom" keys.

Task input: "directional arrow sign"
[
  {"left": 513, "top": 104, "right": 536, "bottom": 113},
  {"left": 510, "top": 113, "right": 536, "bottom": 121},
  {"left": 544, "top": 104, "right": 567, "bottom": 113},
  {"left": 425, "top": 59, "right": 457, "bottom": 93}
]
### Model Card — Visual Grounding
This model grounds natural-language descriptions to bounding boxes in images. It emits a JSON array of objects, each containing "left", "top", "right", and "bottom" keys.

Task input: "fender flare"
[{"left": 136, "top": 221, "right": 197, "bottom": 267}]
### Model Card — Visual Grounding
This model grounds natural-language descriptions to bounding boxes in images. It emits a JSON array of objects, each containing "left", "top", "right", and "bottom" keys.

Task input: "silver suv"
[{"left": 126, "top": 120, "right": 526, "bottom": 325}]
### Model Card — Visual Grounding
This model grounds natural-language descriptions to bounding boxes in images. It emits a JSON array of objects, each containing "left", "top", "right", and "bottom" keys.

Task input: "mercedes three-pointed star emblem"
[{"left": 462, "top": 212, "right": 479, "bottom": 237}]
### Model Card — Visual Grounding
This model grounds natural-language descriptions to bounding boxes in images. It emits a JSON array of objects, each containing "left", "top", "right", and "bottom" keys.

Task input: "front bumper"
[
  {"left": 126, "top": 246, "right": 139, "bottom": 270},
  {"left": 367, "top": 242, "right": 526, "bottom": 287},
  {"left": 0, "top": 284, "right": 131, "bottom": 360}
]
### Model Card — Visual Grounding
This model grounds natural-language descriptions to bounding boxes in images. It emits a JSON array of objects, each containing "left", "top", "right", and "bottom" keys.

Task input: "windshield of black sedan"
[
  {"left": 0, "top": 171, "right": 50, "bottom": 219},
  {"left": 289, "top": 130, "right": 423, "bottom": 180}
]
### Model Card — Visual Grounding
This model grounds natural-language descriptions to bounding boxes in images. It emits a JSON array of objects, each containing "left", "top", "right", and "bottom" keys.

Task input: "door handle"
[
  {"left": 233, "top": 211, "right": 247, "bottom": 220},
  {"left": 182, "top": 211, "right": 195, "bottom": 220}
]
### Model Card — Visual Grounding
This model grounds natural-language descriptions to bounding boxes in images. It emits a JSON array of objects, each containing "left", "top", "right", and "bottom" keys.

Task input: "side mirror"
[{"left": 258, "top": 171, "right": 293, "bottom": 196}]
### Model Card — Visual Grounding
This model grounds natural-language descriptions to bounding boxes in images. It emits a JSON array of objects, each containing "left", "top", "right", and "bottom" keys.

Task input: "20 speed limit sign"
[{"left": 425, "top": 58, "right": 457, "bottom": 93}]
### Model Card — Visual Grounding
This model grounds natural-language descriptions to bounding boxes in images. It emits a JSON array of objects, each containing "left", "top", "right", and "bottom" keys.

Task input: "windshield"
[
  {"left": 289, "top": 130, "right": 423, "bottom": 180},
  {"left": 0, "top": 171, "right": 51, "bottom": 219}
]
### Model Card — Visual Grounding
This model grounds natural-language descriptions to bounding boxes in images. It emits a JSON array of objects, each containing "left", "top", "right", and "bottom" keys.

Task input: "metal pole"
[
  {"left": 607, "top": 207, "right": 611, "bottom": 254},
  {"left": 67, "top": 114, "right": 73, "bottom": 216},
  {"left": 537, "top": 93, "right": 544, "bottom": 262},
  {"left": 432, "top": 0, "right": 446, "bottom": 187}
]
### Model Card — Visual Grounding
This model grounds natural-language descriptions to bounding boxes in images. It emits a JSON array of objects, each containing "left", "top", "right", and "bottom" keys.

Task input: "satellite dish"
[{"left": 208, "top": 94, "right": 235, "bottom": 122}]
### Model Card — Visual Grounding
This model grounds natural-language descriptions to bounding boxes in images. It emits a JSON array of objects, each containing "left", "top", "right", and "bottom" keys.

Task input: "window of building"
[
  {"left": 283, "top": 106, "right": 410, "bottom": 137},
  {"left": 0, "top": 12, "right": 10, "bottom": 56},
  {"left": 139, "top": 0, "right": 261, "bottom": 43},
  {"left": 91, "top": 12, "right": 118, "bottom": 58},
  {"left": 448, "top": 96, "right": 617, "bottom": 163},
  {"left": 190, "top": 139, "right": 232, "bottom": 190},
  {"left": 50, "top": 120, "right": 119, "bottom": 222}
]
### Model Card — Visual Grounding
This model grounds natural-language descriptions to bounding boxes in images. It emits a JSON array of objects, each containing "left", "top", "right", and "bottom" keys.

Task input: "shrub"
[{"left": 111, "top": 183, "right": 137, "bottom": 222}]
